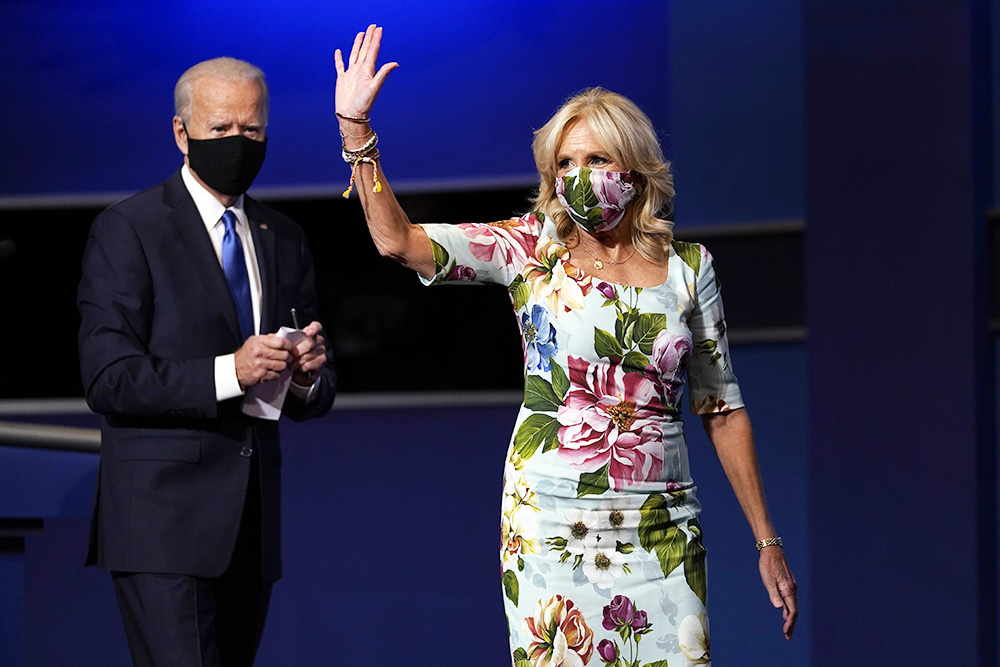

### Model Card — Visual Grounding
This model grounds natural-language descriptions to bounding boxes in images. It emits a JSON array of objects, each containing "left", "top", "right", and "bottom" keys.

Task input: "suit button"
[{"left": 239, "top": 446, "right": 253, "bottom": 458}]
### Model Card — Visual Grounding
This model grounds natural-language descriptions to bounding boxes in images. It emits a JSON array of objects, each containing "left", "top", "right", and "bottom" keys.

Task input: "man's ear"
[{"left": 173, "top": 116, "right": 188, "bottom": 155}]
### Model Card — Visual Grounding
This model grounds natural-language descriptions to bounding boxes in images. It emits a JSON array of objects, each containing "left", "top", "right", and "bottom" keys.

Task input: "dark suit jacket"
[{"left": 78, "top": 169, "right": 336, "bottom": 583}]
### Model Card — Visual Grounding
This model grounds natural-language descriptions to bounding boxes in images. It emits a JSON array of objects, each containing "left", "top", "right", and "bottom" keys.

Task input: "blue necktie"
[{"left": 221, "top": 210, "right": 254, "bottom": 341}]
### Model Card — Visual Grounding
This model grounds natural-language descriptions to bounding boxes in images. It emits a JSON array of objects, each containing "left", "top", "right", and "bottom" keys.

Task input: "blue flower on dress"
[{"left": 522, "top": 304, "right": 558, "bottom": 371}]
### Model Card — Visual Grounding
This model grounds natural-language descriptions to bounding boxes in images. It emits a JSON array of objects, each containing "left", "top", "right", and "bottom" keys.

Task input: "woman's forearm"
[{"left": 701, "top": 407, "right": 777, "bottom": 541}]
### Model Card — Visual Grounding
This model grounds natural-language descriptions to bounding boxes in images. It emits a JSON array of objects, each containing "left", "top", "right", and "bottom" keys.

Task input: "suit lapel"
[
  {"left": 162, "top": 171, "right": 244, "bottom": 344},
  {"left": 246, "top": 197, "right": 277, "bottom": 335}
]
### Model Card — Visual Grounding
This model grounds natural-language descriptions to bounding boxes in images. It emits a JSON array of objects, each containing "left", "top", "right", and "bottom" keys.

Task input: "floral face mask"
[{"left": 555, "top": 166, "right": 637, "bottom": 233}]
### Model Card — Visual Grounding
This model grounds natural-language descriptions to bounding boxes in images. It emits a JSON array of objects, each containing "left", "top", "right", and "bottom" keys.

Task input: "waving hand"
[{"left": 334, "top": 24, "right": 398, "bottom": 119}]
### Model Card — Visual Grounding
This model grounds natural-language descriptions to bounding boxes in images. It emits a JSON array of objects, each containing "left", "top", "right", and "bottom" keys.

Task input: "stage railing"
[{"left": 0, "top": 420, "right": 100, "bottom": 453}]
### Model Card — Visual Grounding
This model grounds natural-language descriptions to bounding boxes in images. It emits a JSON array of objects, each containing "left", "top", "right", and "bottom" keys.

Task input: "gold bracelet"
[
  {"left": 336, "top": 111, "right": 370, "bottom": 123},
  {"left": 755, "top": 537, "right": 783, "bottom": 551},
  {"left": 339, "top": 126, "right": 374, "bottom": 140}
]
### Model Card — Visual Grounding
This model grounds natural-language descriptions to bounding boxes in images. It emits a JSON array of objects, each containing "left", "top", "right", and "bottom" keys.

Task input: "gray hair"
[{"left": 174, "top": 57, "right": 269, "bottom": 125}]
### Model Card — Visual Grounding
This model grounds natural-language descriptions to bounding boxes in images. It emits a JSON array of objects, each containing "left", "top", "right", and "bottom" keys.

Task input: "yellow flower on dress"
[
  {"left": 504, "top": 453, "right": 540, "bottom": 512},
  {"left": 502, "top": 495, "right": 540, "bottom": 564},
  {"left": 521, "top": 236, "right": 592, "bottom": 317}
]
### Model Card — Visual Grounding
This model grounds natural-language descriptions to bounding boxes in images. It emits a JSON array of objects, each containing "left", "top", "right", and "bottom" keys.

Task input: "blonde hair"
[
  {"left": 174, "top": 57, "right": 269, "bottom": 126},
  {"left": 531, "top": 88, "right": 675, "bottom": 263}
]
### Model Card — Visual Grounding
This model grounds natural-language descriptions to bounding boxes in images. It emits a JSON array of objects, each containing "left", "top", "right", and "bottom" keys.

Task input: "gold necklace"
[{"left": 575, "top": 241, "right": 638, "bottom": 270}]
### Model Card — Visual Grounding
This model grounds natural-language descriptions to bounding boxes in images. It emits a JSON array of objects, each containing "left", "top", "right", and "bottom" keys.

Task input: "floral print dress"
[{"left": 420, "top": 212, "right": 742, "bottom": 667}]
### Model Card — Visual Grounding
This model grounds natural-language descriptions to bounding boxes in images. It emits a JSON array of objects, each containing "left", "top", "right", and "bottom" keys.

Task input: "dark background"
[{"left": 0, "top": 189, "right": 805, "bottom": 398}]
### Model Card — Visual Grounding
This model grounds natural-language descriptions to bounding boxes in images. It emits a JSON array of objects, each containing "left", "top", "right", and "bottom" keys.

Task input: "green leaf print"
[
  {"left": 513, "top": 413, "right": 560, "bottom": 460},
  {"left": 639, "top": 494, "right": 687, "bottom": 578},
  {"left": 685, "top": 519, "right": 708, "bottom": 605},
  {"left": 614, "top": 313, "right": 635, "bottom": 349},
  {"left": 509, "top": 274, "right": 531, "bottom": 311},
  {"left": 564, "top": 168, "right": 605, "bottom": 228},
  {"left": 633, "top": 312, "right": 666, "bottom": 355},
  {"left": 577, "top": 462, "right": 610, "bottom": 497},
  {"left": 638, "top": 494, "right": 670, "bottom": 549},
  {"left": 696, "top": 339, "right": 723, "bottom": 366},
  {"left": 513, "top": 647, "right": 533, "bottom": 667},
  {"left": 617, "top": 541, "right": 635, "bottom": 554},
  {"left": 622, "top": 350, "right": 651, "bottom": 373},
  {"left": 595, "top": 328, "right": 622, "bottom": 360},
  {"left": 643, "top": 661, "right": 671, "bottom": 667},
  {"left": 654, "top": 522, "right": 686, "bottom": 579},
  {"left": 430, "top": 239, "right": 451, "bottom": 274},
  {"left": 673, "top": 240, "right": 701, "bottom": 275},
  {"left": 524, "top": 375, "right": 562, "bottom": 412},
  {"left": 502, "top": 569, "right": 519, "bottom": 607},
  {"left": 550, "top": 361, "right": 570, "bottom": 402}
]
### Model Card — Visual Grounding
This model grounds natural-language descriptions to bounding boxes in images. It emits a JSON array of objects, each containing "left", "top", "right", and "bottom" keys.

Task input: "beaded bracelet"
[
  {"left": 342, "top": 150, "right": 382, "bottom": 197},
  {"left": 340, "top": 131, "right": 382, "bottom": 197},
  {"left": 755, "top": 537, "right": 783, "bottom": 551},
  {"left": 341, "top": 131, "right": 378, "bottom": 157}
]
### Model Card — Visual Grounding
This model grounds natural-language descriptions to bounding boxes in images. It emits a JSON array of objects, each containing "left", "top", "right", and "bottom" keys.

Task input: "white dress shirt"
[
  {"left": 181, "top": 165, "right": 262, "bottom": 402},
  {"left": 180, "top": 165, "right": 317, "bottom": 405}
]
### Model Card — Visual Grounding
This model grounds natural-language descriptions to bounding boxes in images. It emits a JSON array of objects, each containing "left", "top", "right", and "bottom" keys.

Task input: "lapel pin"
[{"left": 259, "top": 223, "right": 268, "bottom": 230}]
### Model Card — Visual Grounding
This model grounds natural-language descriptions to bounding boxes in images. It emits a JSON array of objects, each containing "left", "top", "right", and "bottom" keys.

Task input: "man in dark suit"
[{"left": 77, "top": 57, "right": 336, "bottom": 666}]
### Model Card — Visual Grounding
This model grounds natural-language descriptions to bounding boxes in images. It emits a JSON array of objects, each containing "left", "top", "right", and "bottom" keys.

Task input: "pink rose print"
[
  {"left": 459, "top": 217, "right": 535, "bottom": 268},
  {"left": 557, "top": 355, "right": 667, "bottom": 490},
  {"left": 645, "top": 329, "right": 692, "bottom": 405},
  {"left": 446, "top": 264, "right": 476, "bottom": 281},
  {"left": 591, "top": 170, "right": 636, "bottom": 226}
]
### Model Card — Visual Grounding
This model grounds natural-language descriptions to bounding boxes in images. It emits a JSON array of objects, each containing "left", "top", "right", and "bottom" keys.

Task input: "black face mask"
[{"left": 185, "top": 131, "right": 267, "bottom": 196}]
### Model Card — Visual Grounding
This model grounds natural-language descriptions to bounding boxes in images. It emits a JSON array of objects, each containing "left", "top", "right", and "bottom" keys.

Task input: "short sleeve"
[
  {"left": 419, "top": 214, "right": 542, "bottom": 288},
  {"left": 686, "top": 244, "right": 745, "bottom": 414}
]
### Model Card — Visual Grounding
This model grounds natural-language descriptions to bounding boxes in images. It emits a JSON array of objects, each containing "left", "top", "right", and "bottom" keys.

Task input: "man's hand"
[
  {"left": 290, "top": 321, "right": 327, "bottom": 386},
  {"left": 235, "top": 334, "right": 293, "bottom": 389}
]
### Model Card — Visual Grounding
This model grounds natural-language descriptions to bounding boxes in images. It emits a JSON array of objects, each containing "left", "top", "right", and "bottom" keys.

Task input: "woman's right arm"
[{"left": 335, "top": 24, "right": 434, "bottom": 278}]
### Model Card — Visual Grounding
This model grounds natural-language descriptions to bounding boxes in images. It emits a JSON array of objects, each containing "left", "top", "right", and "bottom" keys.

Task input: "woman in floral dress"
[{"left": 335, "top": 24, "right": 798, "bottom": 666}]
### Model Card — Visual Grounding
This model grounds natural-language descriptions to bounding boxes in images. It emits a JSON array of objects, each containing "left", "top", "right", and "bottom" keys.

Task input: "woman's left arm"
[{"left": 702, "top": 407, "right": 798, "bottom": 640}]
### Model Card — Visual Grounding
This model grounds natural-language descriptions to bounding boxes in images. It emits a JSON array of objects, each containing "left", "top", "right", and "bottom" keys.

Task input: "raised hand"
[{"left": 334, "top": 24, "right": 398, "bottom": 120}]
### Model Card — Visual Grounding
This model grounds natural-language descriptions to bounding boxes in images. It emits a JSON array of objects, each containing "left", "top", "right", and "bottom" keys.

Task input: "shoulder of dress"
[{"left": 670, "top": 239, "right": 714, "bottom": 278}]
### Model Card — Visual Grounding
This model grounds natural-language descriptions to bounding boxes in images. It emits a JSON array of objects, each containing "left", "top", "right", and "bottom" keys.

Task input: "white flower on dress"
[
  {"left": 595, "top": 497, "right": 634, "bottom": 545},
  {"left": 581, "top": 540, "right": 627, "bottom": 589},
  {"left": 678, "top": 612, "right": 711, "bottom": 666},
  {"left": 555, "top": 508, "right": 600, "bottom": 556},
  {"left": 502, "top": 495, "right": 540, "bottom": 564}
]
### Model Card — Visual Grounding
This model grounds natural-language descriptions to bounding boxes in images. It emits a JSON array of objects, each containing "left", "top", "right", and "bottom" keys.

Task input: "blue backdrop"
[{"left": 0, "top": 0, "right": 670, "bottom": 198}]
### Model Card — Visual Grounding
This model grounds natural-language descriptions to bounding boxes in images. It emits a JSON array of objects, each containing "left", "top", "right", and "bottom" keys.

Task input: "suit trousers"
[{"left": 111, "top": 453, "right": 272, "bottom": 667}]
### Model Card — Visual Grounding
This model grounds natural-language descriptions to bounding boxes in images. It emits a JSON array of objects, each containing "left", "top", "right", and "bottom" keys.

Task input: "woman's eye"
[{"left": 557, "top": 159, "right": 571, "bottom": 169}]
